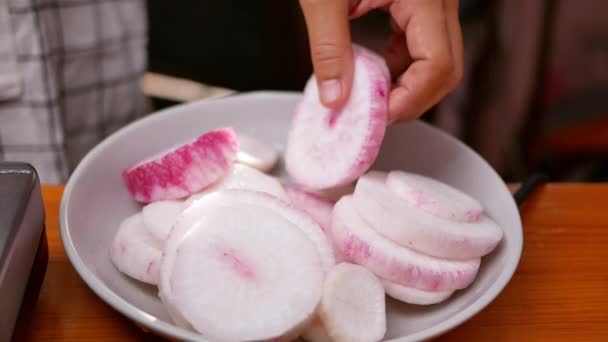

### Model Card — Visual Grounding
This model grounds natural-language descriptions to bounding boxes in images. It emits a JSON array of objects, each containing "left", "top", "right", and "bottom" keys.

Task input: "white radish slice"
[
  {"left": 319, "top": 263, "right": 386, "bottom": 342},
  {"left": 386, "top": 170, "right": 484, "bottom": 222},
  {"left": 382, "top": 280, "right": 454, "bottom": 305},
  {"left": 185, "top": 164, "right": 289, "bottom": 205},
  {"left": 284, "top": 186, "right": 346, "bottom": 263},
  {"left": 354, "top": 172, "right": 504, "bottom": 259},
  {"left": 160, "top": 190, "right": 335, "bottom": 321},
  {"left": 142, "top": 200, "right": 186, "bottom": 242},
  {"left": 285, "top": 186, "right": 334, "bottom": 232},
  {"left": 235, "top": 132, "right": 279, "bottom": 172},
  {"left": 284, "top": 45, "right": 390, "bottom": 189},
  {"left": 110, "top": 213, "right": 162, "bottom": 285},
  {"left": 166, "top": 198, "right": 323, "bottom": 341},
  {"left": 122, "top": 127, "right": 239, "bottom": 203},
  {"left": 331, "top": 196, "right": 481, "bottom": 291},
  {"left": 159, "top": 291, "right": 193, "bottom": 330}
]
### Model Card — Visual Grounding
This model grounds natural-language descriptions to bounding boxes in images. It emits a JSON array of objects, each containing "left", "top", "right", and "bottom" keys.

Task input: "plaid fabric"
[{"left": 0, "top": 0, "right": 150, "bottom": 184}]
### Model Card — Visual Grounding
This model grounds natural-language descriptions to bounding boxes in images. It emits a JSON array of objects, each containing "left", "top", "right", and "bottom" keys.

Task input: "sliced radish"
[
  {"left": 110, "top": 213, "right": 162, "bottom": 285},
  {"left": 185, "top": 164, "right": 289, "bottom": 206},
  {"left": 319, "top": 263, "right": 386, "bottom": 342},
  {"left": 285, "top": 186, "right": 334, "bottom": 232},
  {"left": 235, "top": 132, "right": 279, "bottom": 172},
  {"left": 386, "top": 170, "right": 484, "bottom": 223},
  {"left": 122, "top": 127, "right": 239, "bottom": 203},
  {"left": 331, "top": 196, "right": 480, "bottom": 291},
  {"left": 353, "top": 172, "right": 504, "bottom": 259},
  {"left": 164, "top": 194, "right": 323, "bottom": 341},
  {"left": 142, "top": 200, "right": 186, "bottom": 242},
  {"left": 159, "top": 189, "right": 335, "bottom": 325},
  {"left": 285, "top": 45, "right": 390, "bottom": 189},
  {"left": 382, "top": 280, "right": 454, "bottom": 305}
]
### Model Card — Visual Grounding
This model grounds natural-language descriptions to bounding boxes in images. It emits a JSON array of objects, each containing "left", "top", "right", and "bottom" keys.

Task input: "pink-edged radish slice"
[
  {"left": 285, "top": 186, "right": 334, "bottom": 232},
  {"left": 382, "top": 280, "right": 454, "bottom": 305},
  {"left": 110, "top": 213, "right": 162, "bottom": 285},
  {"left": 122, "top": 127, "right": 239, "bottom": 203},
  {"left": 354, "top": 172, "right": 504, "bottom": 260},
  {"left": 164, "top": 193, "right": 323, "bottom": 341},
  {"left": 142, "top": 200, "right": 187, "bottom": 242},
  {"left": 319, "top": 263, "right": 386, "bottom": 342},
  {"left": 331, "top": 196, "right": 481, "bottom": 291},
  {"left": 185, "top": 164, "right": 289, "bottom": 206},
  {"left": 386, "top": 170, "right": 484, "bottom": 223},
  {"left": 159, "top": 190, "right": 335, "bottom": 319},
  {"left": 235, "top": 132, "right": 279, "bottom": 172},
  {"left": 284, "top": 45, "right": 390, "bottom": 189},
  {"left": 285, "top": 186, "right": 346, "bottom": 264}
]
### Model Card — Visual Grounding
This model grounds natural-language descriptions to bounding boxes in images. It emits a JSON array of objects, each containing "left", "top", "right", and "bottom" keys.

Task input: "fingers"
[
  {"left": 387, "top": 0, "right": 462, "bottom": 124},
  {"left": 349, "top": 0, "right": 392, "bottom": 18},
  {"left": 383, "top": 32, "right": 412, "bottom": 77},
  {"left": 300, "top": 0, "right": 353, "bottom": 108},
  {"left": 444, "top": 0, "right": 464, "bottom": 87}
]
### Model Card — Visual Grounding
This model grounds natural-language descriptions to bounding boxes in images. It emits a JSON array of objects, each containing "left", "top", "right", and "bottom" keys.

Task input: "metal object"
[
  {"left": 0, "top": 162, "right": 46, "bottom": 342},
  {"left": 513, "top": 173, "right": 549, "bottom": 207}
]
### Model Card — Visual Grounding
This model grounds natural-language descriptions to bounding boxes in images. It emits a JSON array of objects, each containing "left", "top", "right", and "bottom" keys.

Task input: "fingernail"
[{"left": 320, "top": 79, "right": 341, "bottom": 104}]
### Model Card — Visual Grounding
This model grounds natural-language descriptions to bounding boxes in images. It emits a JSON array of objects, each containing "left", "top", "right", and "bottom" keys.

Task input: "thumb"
[{"left": 300, "top": 0, "right": 353, "bottom": 108}]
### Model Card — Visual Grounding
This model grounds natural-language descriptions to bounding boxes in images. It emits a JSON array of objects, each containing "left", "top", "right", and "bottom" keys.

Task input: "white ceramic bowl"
[{"left": 59, "top": 92, "right": 522, "bottom": 341}]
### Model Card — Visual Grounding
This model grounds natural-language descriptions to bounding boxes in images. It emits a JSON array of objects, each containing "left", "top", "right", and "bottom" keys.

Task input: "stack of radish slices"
[{"left": 110, "top": 45, "right": 504, "bottom": 342}]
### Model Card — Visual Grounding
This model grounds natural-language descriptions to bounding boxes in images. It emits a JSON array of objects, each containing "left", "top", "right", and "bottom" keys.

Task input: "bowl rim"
[{"left": 59, "top": 90, "right": 523, "bottom": 342}]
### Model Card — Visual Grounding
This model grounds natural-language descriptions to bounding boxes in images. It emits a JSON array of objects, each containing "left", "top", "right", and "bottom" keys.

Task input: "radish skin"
[{"left": 122, "top": 127, "right": 238, "bottom": 203}]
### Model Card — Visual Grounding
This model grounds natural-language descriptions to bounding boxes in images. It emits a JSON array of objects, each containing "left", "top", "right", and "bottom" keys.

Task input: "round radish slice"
[
  {"left": 235, "top": 132, "right": 279, "bottom": 172},
  {"left": 166, "top": 199, "right": 323, "bottom": 341},
  {"left": 354, "top": 172, "right": 504, "bottom": 260},
  {"left": 142, "top": 200, "right": 186, "bottom": 242},
  {"left": 122, "top": 127, "right": 239, "bottom": 203},
  {"left": 386, "top": 170, "right": 484, "bottom": 223},
  {"left": 319, "top": 263, "right": 386, "bottom": 342},
  {"left": 185, "top": 164, "right": 289, "bottom": 206},
  {"left": 331, "top": 196, "right": 480, "bottom": 291},
  {"left": 285, "top": 186, "right": 334, "bottom": 232},
  {"left": 110, "top": 213, "right": 162, "bottom": 285},
  {"left": 285, "top": 45, "right": 390, "bottom": 189},
  {"left": 159, "top": 190, "right": 335, "bottom": 323},
  {"left": 382, "top": 280, "right": 454, "bottom": 305}
]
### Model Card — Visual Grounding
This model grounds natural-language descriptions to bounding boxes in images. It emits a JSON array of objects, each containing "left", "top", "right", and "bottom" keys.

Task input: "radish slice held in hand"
[
  {"left": 331, "top": 196, "right": 481, "bottom": 292},
  {"left": 122, "top": 127, "right": 239, "bottom": 203},
  {"left": 354, "top": 172, "right": 504, "bottom": 260},
  {"left": 235, "top": 132, "right": 279, "bottom": 172},
  {"left": 285, "top": 45, "right": 390, "bottom": 189},
  {"left": 382, "top": 280, "right": 454, "bottom": 305},
  {"left": 386, "top": 170, "right": 484, "bottom": 223},
  {"left": 110, "top": 213, "right": 162, "bottom": 285},
  {"left": 161, "top": 191, "right": 324, "bottom": 341},
  {"left": 319, "top": 263, "right": 386, "bottom": 342}
]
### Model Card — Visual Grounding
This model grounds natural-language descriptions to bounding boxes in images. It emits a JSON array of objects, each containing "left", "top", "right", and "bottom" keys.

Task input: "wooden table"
[{"left": 12, "top": 184, "right": 608, "bottom": 341}]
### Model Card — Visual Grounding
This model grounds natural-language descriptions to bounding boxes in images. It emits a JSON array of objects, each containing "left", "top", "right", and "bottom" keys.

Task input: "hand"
[{"left": 299, "top": 0, "right": 463, "bottom": 124}]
